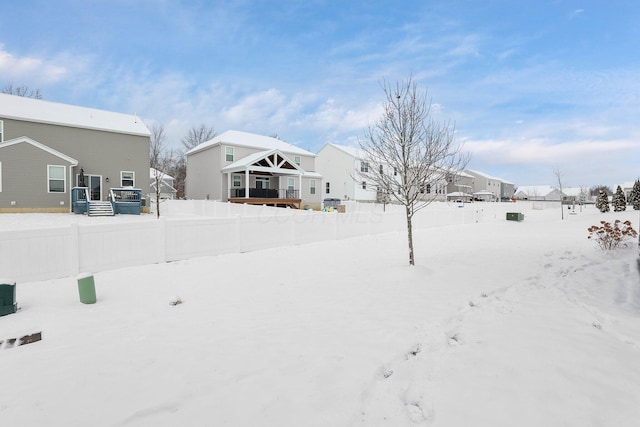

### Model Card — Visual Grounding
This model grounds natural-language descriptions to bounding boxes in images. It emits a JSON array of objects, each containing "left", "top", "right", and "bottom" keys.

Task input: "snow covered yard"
[{"left": 1, "top": 205, "right": 639, "bottom": 426}]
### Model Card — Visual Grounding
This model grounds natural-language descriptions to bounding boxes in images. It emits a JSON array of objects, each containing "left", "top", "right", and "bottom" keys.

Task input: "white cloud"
[{"left": 0, "top": 44, "right": 68, "bottom": 83}]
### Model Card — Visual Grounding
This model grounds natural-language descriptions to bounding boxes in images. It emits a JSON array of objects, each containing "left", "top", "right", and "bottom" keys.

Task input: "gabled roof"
[
  {"left": 0, "top": 136, "right": 78, "bottom": 165},
  {"left": 222, "top": 149, "right": 305, "bottom": 175},
  {"left": 186, "top": 130, "right": 315, "bottom": 157},
  {"left": 515, "top": 185, "right": 559, "bottom": 197},
  {"left": 150, "top": 168, "right": 175, "bottom": 181},
  {"left": 0, "top": 93, "right": 150, "bottom": 137},
  {"left": 322, "top": 143, "right": 363, "bottom": 159},
  {"left": 465, "top": 169, "right": 514, "bottom": 185}
]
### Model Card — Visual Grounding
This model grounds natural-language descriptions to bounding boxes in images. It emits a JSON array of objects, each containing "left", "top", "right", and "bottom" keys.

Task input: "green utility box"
[
  {"left": 77, "top": 273, "right": 97, "bottom": 304},
  {"left": 506, "top": 212, "right": 525, "bottom": 221},
  {"left": 0, "top": 282, "right": 18, "bottom": 316}
]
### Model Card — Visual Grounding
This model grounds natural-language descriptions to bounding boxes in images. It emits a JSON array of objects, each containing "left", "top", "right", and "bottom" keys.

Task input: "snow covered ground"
[{"left": 1, "top": 204, "right": 639, "bottom": 426}]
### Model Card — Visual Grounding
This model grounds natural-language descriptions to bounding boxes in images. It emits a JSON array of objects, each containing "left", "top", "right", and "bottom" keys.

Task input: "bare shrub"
[{"left": 587, "top": 220, "right": 638, "bottom": 250}]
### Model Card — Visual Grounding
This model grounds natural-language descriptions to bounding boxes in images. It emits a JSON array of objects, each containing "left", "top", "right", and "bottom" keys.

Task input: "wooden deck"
[{"left": 228, "top": 198, "right": 302, "bottom": 209}]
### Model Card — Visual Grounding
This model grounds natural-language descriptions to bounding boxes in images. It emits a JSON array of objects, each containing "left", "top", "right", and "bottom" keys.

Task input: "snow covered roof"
[
  {"left": 326, "top": 143, "right": 363, "bottom": 159},
  {"left": 465, "top": 169, "right": 513, "bottom": 185},
  {"left": 0, "top": 93, "right": 150, "bottom": 137},
  {"left": 186, "top": 130, "right": 315, "bottom": 157},
  {"left": 562, "top": 187, "right": 583, "bottom": 197},
  {"left": 150, "top": 168, "right": 175, "bottom": 181},
  {"left": 515, "top": 185, "right": 558, "bottom": 196}
]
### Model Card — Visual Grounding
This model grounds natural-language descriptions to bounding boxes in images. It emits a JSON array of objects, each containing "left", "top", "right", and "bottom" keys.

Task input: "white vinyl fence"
[{"left": 1, "top": 200, "right": 503, "bottom": 283}]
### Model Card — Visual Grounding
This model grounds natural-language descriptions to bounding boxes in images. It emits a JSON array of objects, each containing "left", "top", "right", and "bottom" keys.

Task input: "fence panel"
[
  {"left": 0, "top": 227, "right": 72, "bottom": 282},
  {"left": 165, "top": 217, "right": 240, "bottom": 261},
  {"left": 78, "top": 221, "right": 162, "bottom": 273}
]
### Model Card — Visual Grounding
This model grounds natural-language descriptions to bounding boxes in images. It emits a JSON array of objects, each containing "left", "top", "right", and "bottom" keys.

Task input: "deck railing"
[
  {"left": 230, "top": 188, "right": 299, "bottom": 199},
  {"left": 110, "top": 188, "right": 142, "bottom": 215},
  {"left": 71, "top": 187, "right": 90, "bottom": 214}
]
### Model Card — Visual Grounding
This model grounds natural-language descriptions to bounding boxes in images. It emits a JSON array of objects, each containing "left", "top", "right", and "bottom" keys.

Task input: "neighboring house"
[
  {"left": 0, "top": 93, "right": 150, "bottom": 213},
  {"left": 186, "top": 130, "right": 322, "bottom": 209},
  {"left": 620, "top": 181, "right": 635, "bottom": 202},
  {"left": 150, "top": 168, "right": 177, "bottom": 200},
  {"left": 562, "top": 187, "right": 589, "bottom": 205},
  {"left": 315, "top": 143, "right": 448, "bottom": 203},
  {"left": 514, "top": 185, "right": 563, "bottom": 201},
  {"left": 464, "top": 169, "right": 515, "bottom": 201},
  {"left": 315, "top": 143, "right": 378, "bottom": 202},
  {"left": 445, "top": 170, "right": 475, "bottom": 201}
]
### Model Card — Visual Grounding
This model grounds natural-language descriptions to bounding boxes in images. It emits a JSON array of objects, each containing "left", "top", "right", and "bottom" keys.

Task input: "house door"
[
  {"left": 77, "top": 174, "right": 102, "bottom": 201},
  {"left": 255, "top": 177, "right": 270, "bottom": 189}
]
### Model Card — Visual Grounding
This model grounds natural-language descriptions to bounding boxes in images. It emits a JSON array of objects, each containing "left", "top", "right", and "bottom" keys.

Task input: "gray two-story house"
[
  {"left": 186, "top": 130, "right": 322, "bottom": 209},
  {"left": 0, "top": 93, "right": 150, "bottom": 213}
]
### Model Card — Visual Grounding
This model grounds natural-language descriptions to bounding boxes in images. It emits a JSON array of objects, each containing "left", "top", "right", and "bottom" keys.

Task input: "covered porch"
[{"left": 223, "top": 149, "right": 304, "bottom": 209}]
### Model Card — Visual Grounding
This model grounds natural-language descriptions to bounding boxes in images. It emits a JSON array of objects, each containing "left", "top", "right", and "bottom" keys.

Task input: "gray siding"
[
  {"left": 0, "top": 117, "right": 149, "bottom": 211},
  {"left": 0, "top": 141, "right": 74, "bottom": 210}
]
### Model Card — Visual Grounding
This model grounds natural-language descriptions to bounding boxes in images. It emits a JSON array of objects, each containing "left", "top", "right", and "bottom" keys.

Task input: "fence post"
[
  {"left": 69, "top": 223, "right": 80, "bottom": 277},
  {"left": 159, "top": 217, "right": 167, "bottom": 263}
]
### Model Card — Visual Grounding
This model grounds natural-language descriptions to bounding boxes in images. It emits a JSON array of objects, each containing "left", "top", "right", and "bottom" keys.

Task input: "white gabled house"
[
  {"left": 185, "top": 130, "right": 322, "bottom": 209},
  {"left": 514, "top": 185, "right": 563, "bottom": 201},
  {"left": 315, "top": 143, "right": 378, "bottom": 202},
  {"left": 316, "top": 142, "right": 449, "bottom": 204}
]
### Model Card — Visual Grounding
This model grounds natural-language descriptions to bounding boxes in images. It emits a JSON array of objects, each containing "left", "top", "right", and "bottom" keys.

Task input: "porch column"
[
  {"left": 245, "top": 169, "right": 250, "bottom": 198},
  {"left": 298, "top": 174, "right": 302, "bottom": 199},
  {"left": 226, "top": 171, "right": 231, "bottom": 199}
]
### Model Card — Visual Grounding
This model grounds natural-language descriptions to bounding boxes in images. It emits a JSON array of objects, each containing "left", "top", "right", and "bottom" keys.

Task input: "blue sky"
[{"left": 1, "top": 0, "right": 639, "bottom": 189}]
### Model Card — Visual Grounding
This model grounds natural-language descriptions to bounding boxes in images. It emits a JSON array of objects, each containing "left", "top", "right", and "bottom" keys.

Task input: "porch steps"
[{"left": 88, "top": 201, "right": 114, "bottom": 216}]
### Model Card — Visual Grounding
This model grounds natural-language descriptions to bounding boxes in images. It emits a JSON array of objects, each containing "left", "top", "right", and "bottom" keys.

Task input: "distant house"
[
  {"left": 561, "top": 187, "right": 589, "bottom": 205},
  {"left": 315, "top": 143, "right": 378, "bottom": 202},
  {"left": 620, "top": 181, "right": 635, "bottom": 202},
  {"left": 150, "top": 168, "right": 177, "bottom": 200},
  {"left": 0, "top": 93, "right": 150, "bottom": 213},
  {"left": 464, "top": 169, "right": 515, "bottom": 201},
  {"left": 514, "top": 185, "right": 563, "bottom": 201},
  {"left": 315, "top": 143, "right": 449, "bottom": 203},
  {"left": 445, "top": 170, "right": 475, "bottom": 201},
  {"left": 186, "top": 130, "right": 322, "bottom": 209}
]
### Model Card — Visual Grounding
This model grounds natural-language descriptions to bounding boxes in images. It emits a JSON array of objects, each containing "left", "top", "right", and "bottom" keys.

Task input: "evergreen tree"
[
  {"left": 612, "top": 185, "right": 626, "bottom": 212},
  {"left": 630, "top": 179, "right": 640, "bottom": 210},
  {"left": 596, "top": 190, "right": 610, "bottom": 213}
]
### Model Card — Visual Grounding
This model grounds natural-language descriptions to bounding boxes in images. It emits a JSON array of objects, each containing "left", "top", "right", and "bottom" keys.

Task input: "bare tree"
[
  {"left": 2, "top": 83, "right": 42, "bottom": 99},
  {"left": 553, "top": 167, "right": 565, "bottom": 220},
  {"left": 181, "top": 124, "right": 216, "bottom": 151},
  {"left": 149, "top": 123, "right": 174, "bottom": 218},
  {"left": 359, "top": 76, "right": 469, "bottom": 266}
]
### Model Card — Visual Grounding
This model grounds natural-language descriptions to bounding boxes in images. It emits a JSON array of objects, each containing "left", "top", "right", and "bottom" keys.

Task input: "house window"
[
  {"left": 426, "top": 184, "right": 431, "bottom": 194},
  {"left": 419, "top": 185, "right": 425, "bottom": 194},
  {"left": 225, "top": 146, "right": 234, "bottom": 162},
  {"left": 379, "top": 164, "right": 383, "bottom": 174},
  {"left": 0, "top": 120, "right": 3, "bottom": 142},
  {"left": 48, "top": 165, "right": 66, "bottom": 193},
  {"left": 121, "top": 171, "right": 134, "bottom": 187},
  {"left": 310, "top": 179, "right": 316, "bottom": 195},
  {"left": 360, "top": 161, "right": 369, "bottom": 173},
  {"left": 287, "top": 177, "right": 295, "bottom": 190},
  {"left": 294, "top": 156, "right": 301, "bottom": 166},
  {"left": 362, "top": 181, "right": 366, "bottom": 190},
  {"left": 394, "top": 167, "right": 397, "bottom": 176},
  {"left": 326, "top": 182, "right": 330, "bottom": 194},
  {"left": 232, "top": 175, "right": 242, "bottom": 187}
]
